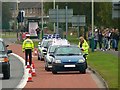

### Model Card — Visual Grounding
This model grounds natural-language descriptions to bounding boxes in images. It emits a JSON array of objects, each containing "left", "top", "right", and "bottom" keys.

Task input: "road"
[
  {"left": 8, "top": 43, "right": 106, "bottom": 89},
  {"left": 0, "top": 38, "right": 24, "bottom": 89},
  {"left": 1, "top": 55, "right": 24, "bottom": 89}
]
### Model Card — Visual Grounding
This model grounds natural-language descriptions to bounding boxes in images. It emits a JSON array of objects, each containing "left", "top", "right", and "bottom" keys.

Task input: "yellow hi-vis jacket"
[
  {"left": 22, "top": 38, "right": 34, "bottom": 52},
  {"left": 78, "top": 39, "right": 89, "bottom": 54}
]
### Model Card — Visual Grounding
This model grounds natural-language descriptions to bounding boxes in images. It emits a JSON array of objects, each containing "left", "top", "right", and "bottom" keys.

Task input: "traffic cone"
[
  {"left": 26, "top": 60, "right": 30, "bottom": 69},
  {"left": 31, "top": 62, "right": 36, "bottom": 76},
  {"left": 27, "top": 69, "right": 33, "bottom": 82},
  {"left": 34, "top": 48, "right": 37, "bottom": 56}
]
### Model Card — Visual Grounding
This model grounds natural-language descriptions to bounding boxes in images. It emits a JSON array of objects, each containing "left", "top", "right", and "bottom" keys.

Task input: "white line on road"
[{"left": 10, "top": 53, "right": 29, "bottom": 89}]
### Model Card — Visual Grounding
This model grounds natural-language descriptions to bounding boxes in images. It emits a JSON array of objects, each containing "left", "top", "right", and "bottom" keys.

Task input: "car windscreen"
[
  {"left": 41, "top": 41, "right": 48, "bottom": 47},
  {"left": 55, "top": 46, "right": 82, "bottom": 56},
  {"left": 0, "top": 41, "right": 5, "bottom": 52},
  {"left": 48, "top": 46, "right": 58, "bottom": 53}
]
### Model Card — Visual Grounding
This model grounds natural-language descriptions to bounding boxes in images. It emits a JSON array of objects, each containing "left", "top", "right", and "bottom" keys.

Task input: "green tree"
[
  {"left": 96, "top": 2, "right": 112, "bottom": 27},
  {"left": 44, "top": 2, "right": 119, "bottom": 29}
]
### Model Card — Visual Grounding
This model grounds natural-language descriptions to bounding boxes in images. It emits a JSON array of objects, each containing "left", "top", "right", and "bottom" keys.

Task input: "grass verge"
[
  {"left": 0, "top": 32, "right": 17, "bottom": 38},
  {"left": 67, "top": 34, "right": 119, "bottom": 88},
  {"left": 87, "top": 51, "right": 118, "bottom": 88}
]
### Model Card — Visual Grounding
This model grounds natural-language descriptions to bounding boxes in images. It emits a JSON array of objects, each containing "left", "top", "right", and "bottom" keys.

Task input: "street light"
[
  {"left": 16, "top": 0, "right": 20, "bottom": 40},
  {"left": 91, "top": 0, "right": 94, "bottom": 52},
  {"left": 53, "top": 0, "right": 55, "bottom": 33},
  {"left": 41, "top": 0, "right": 44, "bottom": 39}
]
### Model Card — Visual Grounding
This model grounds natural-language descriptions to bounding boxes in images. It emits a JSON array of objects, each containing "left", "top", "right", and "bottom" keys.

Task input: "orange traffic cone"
[
  {"left": 26, "top": 60, "right": 30, "bottom": 69},
  {"left": 34, "top": 48, "right": 37, "bottom": 56},
  {"left": 27, "top": 69, "right": 33, "bottom": 82},
  {"left": 32, "top": 62, "right": 36, "bottom": 76}
]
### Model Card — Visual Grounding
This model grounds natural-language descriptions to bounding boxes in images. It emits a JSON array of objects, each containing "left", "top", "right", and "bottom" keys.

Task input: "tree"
[
  {"left": 2, "top": 2, "right": 12, "bottom": 30},
  {"left": 44, "top": 2, "right": 119, "bottom": 29},
  {"left": 96, "top": 2, "right": 112, "bottom": 27}
]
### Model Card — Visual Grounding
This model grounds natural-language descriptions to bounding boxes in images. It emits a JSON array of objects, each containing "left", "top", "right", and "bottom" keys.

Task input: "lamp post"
[
  {"left": 91, "top": 0, "right": 94, "bottom": 52},
  {"left": 53, "top": 0, "right": 55, "bottom": 33},
  {"left": 16, "top": 0, "right": 20, "bottom": 40},
  {"left": 41, "top": 0, "right": 44, "bottom": 39}
]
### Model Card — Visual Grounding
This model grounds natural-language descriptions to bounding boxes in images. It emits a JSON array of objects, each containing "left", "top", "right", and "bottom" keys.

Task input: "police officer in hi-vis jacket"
[{"left": 22, "top": 34, "right": 34, "bottom": 66}]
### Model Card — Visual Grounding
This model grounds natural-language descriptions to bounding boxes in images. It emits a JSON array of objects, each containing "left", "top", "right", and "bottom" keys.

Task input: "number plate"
[{"left": 64, "top": 65, "right": 76, "bottom": 67}]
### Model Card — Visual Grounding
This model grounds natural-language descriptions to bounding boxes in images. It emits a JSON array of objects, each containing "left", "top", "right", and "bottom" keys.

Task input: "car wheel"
[
  {"left": 41, "top": 58, "right": 44, "bottom": 61},
  {"left": 52, "top": 70, "right": 57, "bottom": 74},
  {"left": 45, "top": 66, "right": 50, "bottom": 71},
  {"left": 85, "top": 62, "right": 88, "bottom": 69},
  {"left": 80, "top": 69, "right": 86, "bottom": 74},
  {"left": 3, "top": 64, "right": 10, "bottom": 79},
  {"left": 38, "top": 55, "right": 40, "bottom": 60},
  {"left": 52, "top": 68, "right": 57, "bottom": 74}
]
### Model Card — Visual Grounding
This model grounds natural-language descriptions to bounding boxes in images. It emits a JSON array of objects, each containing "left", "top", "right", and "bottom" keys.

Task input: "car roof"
[
  {"left": 51, "top": 39, "right": 70, "bottom": 45},
  {"left": 56, "top": 45, "right": 78, "bottom": 48}
]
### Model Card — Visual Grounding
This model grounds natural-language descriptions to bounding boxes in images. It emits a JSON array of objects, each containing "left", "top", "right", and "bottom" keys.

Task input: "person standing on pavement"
[
  {"left": 94, "top": 29, "right": 98, "bottom": 51},
  {"left": 88, "top": 29, "right": 92, "bottom": 49},
  {"left": 22, "top": 34, "right": 34, "bottom": 66},
  {"left": 36, "top": 27, "right": 41, "bottom": 39},
  {"left": 98, "top": 29, "right": 103, "bottom": 50}
]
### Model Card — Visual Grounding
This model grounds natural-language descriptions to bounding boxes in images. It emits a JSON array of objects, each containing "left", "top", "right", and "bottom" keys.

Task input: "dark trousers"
[
  {"left": 98, "top": 40, "right": 102, "bottom": 49},
  {"left": 83, "top": 54, "right": 88, "bottom": 69},
  {"left": 25, "top": 49, "right": 32, "bottom": 66}
]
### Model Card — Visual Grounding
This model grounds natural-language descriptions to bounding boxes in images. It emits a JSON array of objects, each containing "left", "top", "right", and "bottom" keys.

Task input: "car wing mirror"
[
  {"left": 49, "top": 54, "right": 55, "bottom": 58},
  {"left": 7, "top": 50, "right": 12, "bottom": 54},
  {"left": 6, "top": 45, "right": 9, "bottom": 47}
]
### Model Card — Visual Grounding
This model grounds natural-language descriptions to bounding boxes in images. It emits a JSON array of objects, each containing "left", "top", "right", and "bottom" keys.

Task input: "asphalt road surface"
[
  {"left": 8, "top": 44, "right": 106, "bottom": 89},
  {"left": 1, "top": 55, "right": 24, "bottom": 89},
  {"left": 0, "top": 38, "right": 24, "bottom": 89}
]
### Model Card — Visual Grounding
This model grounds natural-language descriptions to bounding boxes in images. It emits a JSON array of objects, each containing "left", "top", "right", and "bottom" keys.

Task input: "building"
[{"left": 10, "top": 2, "right": 44, "bottom": 18}]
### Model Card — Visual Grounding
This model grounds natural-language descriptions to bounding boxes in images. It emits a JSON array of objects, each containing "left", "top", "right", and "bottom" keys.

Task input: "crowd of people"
[{"left": 88, "top": 28, "right": 120, "bottom": 51}]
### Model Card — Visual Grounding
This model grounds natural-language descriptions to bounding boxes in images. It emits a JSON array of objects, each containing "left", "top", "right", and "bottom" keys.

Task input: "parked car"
[
  {"left": 44, "top": 39, "right": 70, "bottom": 71},
  {"left": 38, "top": 39, "right": 53, "bottom": 60},
  {"left": 0, "top": 38, "right": 12, "bottom": 79},
  {"left": 43, "top": 34, "right": 60, "bottom": 39},
  {"left": 50, "top": 45, "right": 87, "bottom": 74}
]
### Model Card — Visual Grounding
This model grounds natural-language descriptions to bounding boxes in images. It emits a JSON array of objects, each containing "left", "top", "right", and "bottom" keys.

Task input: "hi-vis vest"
[
  {"left": 22, "top": 38, "right": 34, "bottom": 52},
  {"left": 78, "top": 39, "right": 89, "bottom": 54}
]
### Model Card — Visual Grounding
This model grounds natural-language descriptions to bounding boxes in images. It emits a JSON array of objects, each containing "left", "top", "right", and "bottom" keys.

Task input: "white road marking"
[{"left": 10, "top": 53, "right": 29, "bottom": 89}]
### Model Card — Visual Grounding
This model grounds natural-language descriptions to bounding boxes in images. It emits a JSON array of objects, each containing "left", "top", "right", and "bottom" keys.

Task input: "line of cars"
[{"left": 37, "top": 34, "right": 87, "bottom": 74}]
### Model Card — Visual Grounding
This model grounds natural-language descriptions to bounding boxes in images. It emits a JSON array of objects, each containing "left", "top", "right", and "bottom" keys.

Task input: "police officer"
[
  {"left": 22, "top": 34, "right": 34, "bottom": 66},
  {"left": 78, "top": 36, "right": 89, "bottom": 68}
]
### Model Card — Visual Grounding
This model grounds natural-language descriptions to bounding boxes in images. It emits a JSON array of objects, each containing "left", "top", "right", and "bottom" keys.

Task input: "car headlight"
[
  {"left": 78, "top": 59, "right": 85, "bottom": 63},
  {"left": 55, "top": 60, "right": 61, "bottom": 63}
]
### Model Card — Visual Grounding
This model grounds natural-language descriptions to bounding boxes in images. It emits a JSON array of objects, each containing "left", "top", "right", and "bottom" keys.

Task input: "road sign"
[
  {"left": 72, "top": 15, "right": 86, "bottom": 26},
  {"left": 49, "top": 9, "right": 73, "bottom": 23}
]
